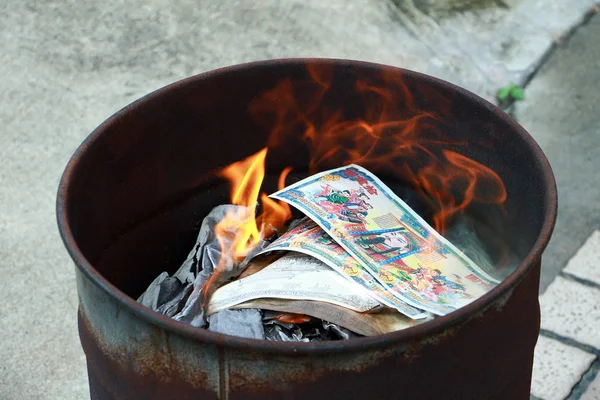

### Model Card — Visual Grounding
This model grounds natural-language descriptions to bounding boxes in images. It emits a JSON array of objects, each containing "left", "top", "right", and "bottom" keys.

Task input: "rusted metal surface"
[
  {"left": 56, "top": 59, "right": 557, "bottom": 399},
  {"left": 76, "top": 258, "right": 541, "bottom": 399}
]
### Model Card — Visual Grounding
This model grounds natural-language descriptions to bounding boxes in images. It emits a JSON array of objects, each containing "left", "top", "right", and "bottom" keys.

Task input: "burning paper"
[
  {"left": 229, "top": 298, "right": 431, "bottom": 337},
  {"left": 256, "top": 217, "right": 428, "bottom": 319},
  {"left": 270, "top": 164, "right": 500, "bottom": 316},
  {"left": 208, "top": 253, "right": 380, "bottom": 315},
  {"left": 138, "top": 156, "right": 505, "bottom": 340},
  {"left": 261, "top": 311, "right": 358, "bottom": 342}
]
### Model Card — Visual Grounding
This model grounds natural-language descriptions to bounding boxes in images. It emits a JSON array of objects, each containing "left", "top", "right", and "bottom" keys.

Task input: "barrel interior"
[{"left": 64, "top": 61, "right": 549, "bottom": 299}]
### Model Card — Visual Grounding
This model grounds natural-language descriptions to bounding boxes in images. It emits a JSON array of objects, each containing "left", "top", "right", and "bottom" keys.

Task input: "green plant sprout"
[{"left": 497, "top": 83, "right": 525, "bottom": 103}]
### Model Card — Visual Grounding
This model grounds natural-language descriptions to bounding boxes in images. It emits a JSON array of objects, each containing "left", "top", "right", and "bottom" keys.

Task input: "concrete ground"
[
  {"left": 515, "top": 14, "right": 600, "bottom": 292},
  {"left": 522, "top": 17, "right": 600, "bottom": 398},
  {"left": 531, "top": 231, "right": 600, "bottom": 399},
  {"left": 0, "top": 1, "right": 598, "bottom": 399}
]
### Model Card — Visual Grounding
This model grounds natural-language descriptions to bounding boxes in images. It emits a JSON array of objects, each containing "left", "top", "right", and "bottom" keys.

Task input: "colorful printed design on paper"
[
  {"left": 260, "top": 217, "right": 427, "bottom": 319},
  {"left": 270, "top": 164, "right": 500, "bottom": 316}
]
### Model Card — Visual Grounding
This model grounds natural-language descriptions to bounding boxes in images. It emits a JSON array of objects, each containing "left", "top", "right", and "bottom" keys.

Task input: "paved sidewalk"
[
  {"left": 515, "top": 13, "right": 600, "bottom": 292},
  {"left": 522, "top": 14, "right": 600, "bottom": 399},
  {"left": 531, "top": 231, "right": 600, "bottom": 399},
  {"left": 0, "top": 1, "right": 598, "bottom": 398}
]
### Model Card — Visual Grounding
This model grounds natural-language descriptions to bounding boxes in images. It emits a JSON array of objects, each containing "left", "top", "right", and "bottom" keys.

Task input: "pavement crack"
[
  {"left": 539, "top": 329, "right": 600, "bottom": 356},
  {"left": 559, "top": 272, "right": 600, "bottom": 291},
  {"left": 566, "top": 357, "right": 600, "bottom": 400},
  {"left": 520, "top": 5, "right": 599, "bottom": 89},
  {"left": 387, "top": 0, "right": 495, "bottom": 88},
  {"left": 501, "top": 6, "right": 598, "bottom": 114},
  {"left": 386, "top": 0, "right": 440, "bottom": 47}
]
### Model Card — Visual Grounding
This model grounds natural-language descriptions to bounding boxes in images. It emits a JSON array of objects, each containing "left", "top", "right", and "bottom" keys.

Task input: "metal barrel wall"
[{"left": 57, "top": 59, "right": 557, "bottom": 399}]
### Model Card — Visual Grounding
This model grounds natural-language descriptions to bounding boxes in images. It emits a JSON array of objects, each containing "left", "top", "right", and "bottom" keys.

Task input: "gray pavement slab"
[
  {"left": 582, "top": 371, "right": 600, "bottom": 399},
  {"left": 540, "top": 276, "right": 600, "bottom": 349},
  {"left": 515, "top": 14, "right": 600, "bottom": 292},
  {"left": 531, "top": 335, "right": 596, "bottom": 400},
  {"left": 394, "top": 0, "right": 598, "bottom": 99},
  {"left": 0, "top": 0, "right": 597, "bottom": 398},
  {"left": 533, "top": 229, "right": 600, "bottom": 398},
  {"left": 564, "top": 231, "right": 600, "bottom": 285}
]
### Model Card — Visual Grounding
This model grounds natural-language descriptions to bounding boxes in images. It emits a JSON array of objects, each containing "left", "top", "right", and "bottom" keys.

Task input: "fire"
[
  {"left": 205, "top": 64, "right": 508, "bottom": 300},
  {"left": 247, "top": 64, "right": 507, "bottom": 235},
  {"left": 200, "top": 149, "right": 291, "bottom": 307},
  {"left": 273, "top": 313, "right": 312, "bottom": 324},
  {"left": 409, "top": 150, "right": 506, "bottom": 234},
  {"left": 215, "top": 148, "right": 291, "bottom": 261}
]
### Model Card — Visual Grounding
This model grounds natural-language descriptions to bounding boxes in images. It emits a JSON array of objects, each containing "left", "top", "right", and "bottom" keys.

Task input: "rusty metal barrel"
[{"left": 57, "top": 59, "right": 557, "bottom": 399}]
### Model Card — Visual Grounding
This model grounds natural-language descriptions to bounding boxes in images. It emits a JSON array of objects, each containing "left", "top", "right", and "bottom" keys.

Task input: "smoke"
[{"left": 444, "top": 214, "right": 515, "bottom": 281}]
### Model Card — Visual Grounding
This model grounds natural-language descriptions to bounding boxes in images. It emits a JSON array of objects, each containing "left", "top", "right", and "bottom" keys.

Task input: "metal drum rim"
[{"left": 56, "top": 58, "right": 558, "bottom": 354}]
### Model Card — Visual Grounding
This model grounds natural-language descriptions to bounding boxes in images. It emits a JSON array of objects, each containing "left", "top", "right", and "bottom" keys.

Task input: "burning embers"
[{"left": 137, "top": 66, "right": 512, "bottom": 341}]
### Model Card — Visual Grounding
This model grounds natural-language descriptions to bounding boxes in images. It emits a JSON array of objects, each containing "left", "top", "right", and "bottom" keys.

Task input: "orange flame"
[
  {"left": 206, "top": 65, "right": 509, "bottom": 305},
  {"left": 215, "top": 148, "right": 291, "bottom": 262},
  {"left": 200, "top": 148, "right": 291, "bottom": 308},
  {"left": 408, "top": 150, "right": 506, "bottom": 234},
  {"left": 248, "top": 65, "right": 507, "bottom": 235},
  {"left": 273, "top": 313, "right": 312, "bottom": 324}
]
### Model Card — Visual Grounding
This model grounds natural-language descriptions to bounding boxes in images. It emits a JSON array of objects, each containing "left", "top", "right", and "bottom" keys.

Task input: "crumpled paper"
[
  {"left": 138, "top": 204, "right": 270, "bottom": 333},
  {"left": 208, "top": 309, "right": 264, "bottom": 339}
]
